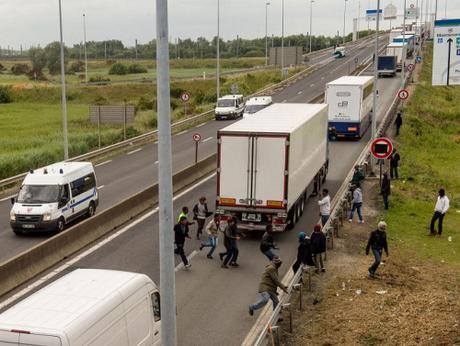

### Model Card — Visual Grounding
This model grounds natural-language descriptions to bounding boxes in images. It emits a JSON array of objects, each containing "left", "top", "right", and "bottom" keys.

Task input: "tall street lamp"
[
  {"left": 343, "top": 0, "right": 348, "bottom": 44},
  {"left": 309, "top": 0, "right": 314, "bottom": 54},
  {"left": 266, "top": 2, "right": 270, "bottom": 66},
  {"left": 83, "top": 14, "right": 88, "bottom": 83},
  {"left": 281, "top": 0, "right": 285, "bottom": 75},
  {"left": 217, "top": 0, "right": 220, "bottom": 99},
  {"left": 58, "top": 0, "right": 69, "bottom": 160}
]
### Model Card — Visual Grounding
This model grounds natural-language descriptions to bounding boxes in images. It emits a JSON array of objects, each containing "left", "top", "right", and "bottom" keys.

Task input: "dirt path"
[{"left": 281, "top": 180, "right": 460, "bottom": 345}]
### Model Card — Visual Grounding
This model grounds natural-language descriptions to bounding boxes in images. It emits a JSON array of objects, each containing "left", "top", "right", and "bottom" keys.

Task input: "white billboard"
[
  {"left": 384, "top": 4, "right": 397, "bottom": 20},
  {"left": 432, "top": 19, "right": 460, "bottom": 86}
]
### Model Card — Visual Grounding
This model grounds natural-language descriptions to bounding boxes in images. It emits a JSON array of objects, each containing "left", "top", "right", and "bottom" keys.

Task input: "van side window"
[
  {"left": 151, "top": 292, "right": 161, "bottom": 322},
  {"left": 70, "top": 173, "right": 96, "bottom": 197}
]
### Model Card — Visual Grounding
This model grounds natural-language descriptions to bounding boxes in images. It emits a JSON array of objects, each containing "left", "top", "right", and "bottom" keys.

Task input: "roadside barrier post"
[
  {"left": 282, "top": 303, "right": 293, "bottom": 333},
  {"left": 97, "top": 106, "right": 101, "bottom": 148},
  {"left": 123, "top": 100, "right": 127, "bottom": 141},
  {"left": 293, "top": 283, "right": 303, "bottom": 311},
  {"left": 269, "top": 326, "right": 281, "bottom": 346}
]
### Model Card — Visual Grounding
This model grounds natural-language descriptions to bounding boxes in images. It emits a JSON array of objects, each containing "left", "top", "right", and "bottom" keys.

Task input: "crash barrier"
[
  {"left": 245, "top": 69, "right": 412, "bottom": 346},
  {"left": 0, "top": 154, "right": 217, "bottom": 298}
]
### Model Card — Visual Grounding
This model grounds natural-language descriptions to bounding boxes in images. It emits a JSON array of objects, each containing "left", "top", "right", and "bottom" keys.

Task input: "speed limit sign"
[
  {"left": 398, "top": 89, "right": 409, "bottom": 100},
  {"left": 407, "top": 64, "right": 415, "bottom": 72},
  {"left": 180, "top": 91, "right": 191, "bottom": 103}
]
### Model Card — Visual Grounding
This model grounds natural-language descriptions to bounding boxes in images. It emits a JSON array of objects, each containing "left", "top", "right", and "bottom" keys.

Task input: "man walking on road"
[
  {"left": 193, "top": 197, "right": 212, "bottom": 240},
  {"left": 381, "top": 172, "right": 391, "bottom": 210},
  {"left": 260, "top": 225, "right": 278, "bottom": 261},
  {"left": 395, "top": 112, "right": 403, "bottom": 136},
  {"left": 349, "top": 184, "right": 364, "bottom": 223},
  {"left": 248, "top": 256, "right": 288, "bottom": 316},
  {"left": 389, "top": 148, "right": 400, "bottom": 179},
  {"left": 310, "top": 224, "right": 326, "bottom": 273},
  {"left": 175, "top": 206, "right": 194, "bottom": 254},
  {"left": 318, "top": 189, "right": 331, "bottom": 226},
  {"left": 174, "top": 216, "right": 192, "bottom": 269},
  {"left": 220, "top": 218, "right": 240, "bottom": 268},
  {"left": 200, "top": 214, "right": 220, "bottom": 259},
  {"left": 430, "top": 189, "right": 450, "bottom": 236},
  {"left": 292, "top": 232, "right": 315, "bottom": 274},
  {"left": 366, "top": 221, "right": 389, "bottom": 278}
]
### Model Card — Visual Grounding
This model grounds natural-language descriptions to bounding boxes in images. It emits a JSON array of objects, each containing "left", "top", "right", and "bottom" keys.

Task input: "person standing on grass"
[
  {"left": 349, "top": 184, "right": 364, "bottom": 223},
  {"left": 292, "top": 232, "right": 315, "bottom": 274},
  {"left": 174, "top": 216, "right": 192, "bottom": 269},
  {"left": 248, "top": 256, "right": 288, "bottom": 316},
  {"left": 366, "top": 221, "right": 389, "bottom": 278},
  {"left": 318, "top": 189, "right": 331, "bottom": 226},
  {"left": 260, "top": 225, "right": 278, "bottom": 261},
  {"left": 395, "top": 112, "right": 403, "bottom": 136},
  {"left": 200, "top": 214, "right": 220, "bottom": 259},
  {"left": 193, "top": 197, "right": 212, "bottom": 240},
  {"left": 389, "top": 148, "right": 401, "bottom": 179},
  {"left": 430, "top": 189, "right": 450, "bottom": 236},
  {"left": 381, "top": 172, "right": 391, "bottom": 210},
  {"left": 310, "top": 224, "right": 326, "bottom": 273}
]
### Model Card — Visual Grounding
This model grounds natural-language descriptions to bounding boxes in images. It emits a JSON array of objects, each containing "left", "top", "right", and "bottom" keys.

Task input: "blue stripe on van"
[{"left": 62, "top": 189, "right": 96, "bottom": 212}]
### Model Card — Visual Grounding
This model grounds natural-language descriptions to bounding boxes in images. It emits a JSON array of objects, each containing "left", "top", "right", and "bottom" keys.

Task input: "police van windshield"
[
  {"left": 217, "top": 99, "right": 235, "bottom": 107},
  {"left": 244, "top": 105, "right": 266, "bottom": 114},
  {"left": 17, "top": 185, "right": 61, "bottom": 203}
]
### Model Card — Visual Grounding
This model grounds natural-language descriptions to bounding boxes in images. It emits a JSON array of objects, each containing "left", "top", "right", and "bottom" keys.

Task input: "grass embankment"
[
  {"left": 0, "top": 67, "right": 300, "bottom": 179},
  {"left": 384, "top": 44, "right": 460, "bottom": 269}
]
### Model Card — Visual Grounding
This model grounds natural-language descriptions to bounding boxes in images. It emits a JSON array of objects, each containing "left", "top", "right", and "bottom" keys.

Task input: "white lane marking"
[
  {"left": 0, "top": 195, "right": 16, "bottom": 203},
  {"left": 176, "top": 130, "right": 188, "bottom": 136},
  {"left": 0, "top": 172, "right": 217, "bottom": 310},
  {"left": 95, "top": 160, "right": 112, "bottom": 167},
  {"left": 154, "top": 160, "right": 159, "bottom": 164},
  {"left": 196, "top": 123, "right": 206, "bottom": 128},
  {"left": 202, "top": 137, "right": 213, "bottom": 143},
  {"left": 127, "top": 148, "right": 142, "bottom": 155},
  {"left": 297, "top": 91, "right": 303, "bottom": 95},
  {"left": 174, "top": 250, "right": 199, "bottom": 272},
  {"left": 97, "top": 185, "right": 105, "bottom": 190},
  {"left": 282, "top": 99, "right": 287, "bottom": 103}
]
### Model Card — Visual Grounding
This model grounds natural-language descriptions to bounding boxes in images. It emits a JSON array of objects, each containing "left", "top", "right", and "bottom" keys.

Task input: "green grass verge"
[{"left": 383, "top": 44, "right": 460, "bottom": 269}]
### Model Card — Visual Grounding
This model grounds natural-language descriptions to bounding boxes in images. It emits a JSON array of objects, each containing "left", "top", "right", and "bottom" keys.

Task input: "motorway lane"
[{"left": 0, "top": 36, "right": 387, "bottom": 263}]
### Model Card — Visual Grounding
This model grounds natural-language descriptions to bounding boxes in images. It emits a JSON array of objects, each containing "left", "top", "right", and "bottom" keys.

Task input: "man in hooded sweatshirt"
[
  {"left": 310, "top": 224, "right": 326, "bottom": 273},
  {"left": 292, "top": 232, "right": 315, "bottom": 274},
  {"left": 248, "top": 256, "right": 288, "bottom": 316}
]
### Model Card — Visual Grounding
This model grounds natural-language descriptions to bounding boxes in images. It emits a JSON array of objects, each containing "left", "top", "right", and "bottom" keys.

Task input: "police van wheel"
[
  {"left": 87, "top": 201, "right": 96, "bottom": 218},
  {"left": 56, "top": 217, "right": 65, "bottom": 233}
]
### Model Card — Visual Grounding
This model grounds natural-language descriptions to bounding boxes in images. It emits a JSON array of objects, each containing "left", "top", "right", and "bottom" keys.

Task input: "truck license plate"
[
  {"left": 243, "top": 213, "right": 261, "bottom": 222},
  {"left": 22, "top": 224, "right": 35, "bottom": 229}
]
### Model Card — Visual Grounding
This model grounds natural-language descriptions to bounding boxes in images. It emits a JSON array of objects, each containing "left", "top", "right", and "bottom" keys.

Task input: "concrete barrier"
[{"left": 0, "top": 154, "right": 217, "bottom": 297}]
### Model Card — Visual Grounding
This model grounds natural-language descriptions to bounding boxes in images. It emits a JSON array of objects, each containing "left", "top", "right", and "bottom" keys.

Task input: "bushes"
[
  {"left": 0, "top": 63, "right": 5, "bottom": 73},
  {"left": 0, "top": 85, "right": 12, "bottom": 103},
  {"left": 68, "top": 60, "right": 85, "bottom": 73},
  {"left": 88, "top": 75, "right": 111, "bottom": 84},
  {"left": 11, "top": 63, "right": 31, "bottom": 75},
  {"left": 137, "top": 96, "right": 156, "bottom": 111},
  {"left": 109, "top": 62, "right": 128, "bottom": 75},
  {"left": 127, "top": 64, "right": 148, "bottom": 74}
]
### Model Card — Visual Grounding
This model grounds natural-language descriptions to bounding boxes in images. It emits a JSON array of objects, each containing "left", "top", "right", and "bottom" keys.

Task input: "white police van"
[
  {"left": 243, "top": 96, "right": 273, "bottom": 117},
  {"left": 215, "top": 94, "right": 245, "bottom": 120},
  {"left": 10, "top": 162, "right": 99, "bottom": 235}
]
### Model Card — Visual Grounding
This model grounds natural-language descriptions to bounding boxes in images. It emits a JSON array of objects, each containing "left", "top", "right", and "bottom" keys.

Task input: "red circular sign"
[
  {"left": 192, "top": 133, "right": 202, "bottom": 142},
  {"left": 180, "top": 91, "right": 191, "bottom": 103},
  {"left": 410, "top": 3, "right": 415, "bottom": 8},
  {"left": 407, "top": 64, "right": 415, "bottom": 72},
  {"left": 398, "top": 89, "right": 409, "bottom": 100},
  {"left": 371, "top": 137, "right": 394, "bottom": 159}
]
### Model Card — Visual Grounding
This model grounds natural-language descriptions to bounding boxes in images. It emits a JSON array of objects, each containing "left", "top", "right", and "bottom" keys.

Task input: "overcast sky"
[{"left": 1, "top": 0, "right": 459, "bottom": 49}]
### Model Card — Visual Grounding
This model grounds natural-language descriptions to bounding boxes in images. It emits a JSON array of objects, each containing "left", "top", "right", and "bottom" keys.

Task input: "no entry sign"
[
  {"left": 407, "top": 63, "right": 415, "bottom": 72},
  {"left": 398, "top": 89, "right": 409, "bottom": 100},
  {"left": 192, "top": 133, "right": 202, "bottom": 142},
  {"left": 180, "top": 91, "right": 191, "bottom": 103},
  {"left": 371, "top": 137, "right": 393, "bottom": 159}
]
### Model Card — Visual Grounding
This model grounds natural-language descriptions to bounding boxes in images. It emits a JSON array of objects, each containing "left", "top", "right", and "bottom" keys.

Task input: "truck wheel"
[{"left": 299, "top": 197, "right": 305, "bottom": 216}]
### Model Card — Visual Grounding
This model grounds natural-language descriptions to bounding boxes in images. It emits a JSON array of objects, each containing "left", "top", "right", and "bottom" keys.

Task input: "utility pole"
[
  {"left": 309, "top": 0, "right": 314, "bottom": 53},
  {"left": 434, "top": 0, "right": 437, "bottom": 22},
  {"left": 281, "top": 0, "right": 285, "bottom": 75},
  {"left": 265, "top": 2, "right": 270, "bottom": 66},
  {"left": 402, "top": 0, "right": 407, "bottom": 84},
  {"left": 83, "top": 14, "right": 88, "bottom": 83},
  {"left": 217, "top": 0, "right": 220, "bottom": 99},
  {"left": 135, "top": 39, "right": 138, "bottom": 60},
  {"left": 357, "top": 0, "right": 361, "bottom": 40},
  {"left": 58, "top": 0, "right": 69, "bottom": 160},
  {"left": 371, "top": 0, "right": 380, "bottom": 174},
  {"left": 155, "top": 0, "right": 177, "bottom": 344},
  {"left": 343, "top": 0, "right": 348, "bottom": 44}
]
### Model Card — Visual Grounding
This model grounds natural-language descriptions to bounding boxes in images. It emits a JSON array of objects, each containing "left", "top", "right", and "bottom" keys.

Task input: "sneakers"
[
  {"left": 248, "top": 306, "right": 254, "bottom": 316},
  {"left": 359, "top": 220, "right": 364, "bottom": 224},
  {"left": 184, "top": 264, "right": 192, "bottom": 269},
  {"left": 368, "top": 270, "right": 375, "bottom": 278},
  {"left": 321, "top": 268, "right": 326, "bottom": 273},
  {"left": 348, "top": 219, "right": 352, "bottom": 222},
  {"left": 230, "top": 262, "right": 239, "bottom": 267},
  {"left": 199, "top": 244, "right": 204, "bottom": 251},
  {"left": 219, "top": 253, "right": 224, "bottom": 261},
  {"left": 221, "top": 264, "right": 229, "bottom": 269},
  {"left": 207, "top": 255, "right": 213, "bottom": 259}
]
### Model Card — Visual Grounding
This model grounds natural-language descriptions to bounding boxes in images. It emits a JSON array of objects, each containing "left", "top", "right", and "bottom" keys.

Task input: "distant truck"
[
  {"left": 392, "top": 34, "right": 415, "bottom": 57},
  {"left": 0, "top": 269, "right": 161, "bottom": 345},
  {"left": 333, "top": 46, "right": 346, "bottom": 58},
  {"left": 377, "top": 56, "right": 397, "bottom": 77},
  {"left": 216, "top": 103, "right": 329, "bottom": 231},
  {"left": 389, "top": 29, "right": 403, "bottom": 42},
  {"left": 386, "top": 43, "right": 407, "bottom": 71},
  {"left": 215, "top": 94, "right": 245, "bottom": 120},
  {"left": 325, "top": 76, "right": 374, "bottom": 139}
]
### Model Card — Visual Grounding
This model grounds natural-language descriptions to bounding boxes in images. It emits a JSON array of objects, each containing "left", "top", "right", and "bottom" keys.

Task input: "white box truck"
[
  {"left": 216, "top": 103, "right": 329, "bottom": 232},
  {"left": 325, "top": 76, "right": 374, "bottom": 139},
  {"left": 0, "top": 269, "right": 161, "bottom": 346},
  {"left": 389, "top": 29, "right": 403, "bottom": 42},
  {"left": 386, "top": 42, "right": 407, "bottom": 71}
]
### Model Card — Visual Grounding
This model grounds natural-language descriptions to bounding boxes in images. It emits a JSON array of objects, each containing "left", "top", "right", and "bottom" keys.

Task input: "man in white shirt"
[
  {"left": 430, "top": 189, "right": 450, "bottom": 236},
  {"left": 318, "top": 189, "right": 331, "bottom": 226}
]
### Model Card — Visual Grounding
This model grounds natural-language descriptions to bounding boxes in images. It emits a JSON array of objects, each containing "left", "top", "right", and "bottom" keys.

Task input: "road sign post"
[
  {"left": 432, "top": 19, "right": 460, "bottom": 86},
  {"left": 180, "top": 91, "right": 191, "bottom": 117},
  {"left": 398, "top": 89, "right": 409, "bottom": 112},
  {"left": 371, "top": 137, "right": 394, "bottom": 187},
  {"left": 193, "top": 133, "right": 201, "bottom": 164}
]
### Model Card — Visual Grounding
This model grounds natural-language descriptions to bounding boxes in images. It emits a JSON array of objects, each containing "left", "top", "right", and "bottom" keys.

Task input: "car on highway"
[
  {"left": 243, "top": 96, "right": 273, "bottom": 117},
  {"left": 0, "top": 269, "right": 161, "bottom": 345},
  {"left": 215, "top": 94, "right": 245, "bottom": 120},
  {"left": 9, "top": 162, "right": 99, "bottom": 235},
  {"left": 333, "top": 46, "right": 346, "bottom": 58}
]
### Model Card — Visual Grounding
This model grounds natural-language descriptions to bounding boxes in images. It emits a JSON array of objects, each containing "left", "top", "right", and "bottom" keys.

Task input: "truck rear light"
[
  {"left": 267, "top": 200, "right": 283, "bottom": 208},
  {"left": 348, "top": 127, "right": 357, "bottom": 132},
  {"left": 219, "top": 198, "right": 236, "bottom": 206},
  {"left": 11, "top": 329, "right": 31, "bottom": 334}
]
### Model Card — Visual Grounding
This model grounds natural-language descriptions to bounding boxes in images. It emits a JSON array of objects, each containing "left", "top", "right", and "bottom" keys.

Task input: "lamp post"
[
  {"left": 83, "top": 14, "right": 88, "bottom": 83},
  {"left": 217, "top": 0, "right": 220, "bottom": 99},
  {"left": 58, "top": 0, "right": 69, "bottom": 160},
  {"left": 266, "top": 2, "right": 270, "bottom": 66},
  {"left": 309, "top": 0, "right": 314, "bottom": 53},
  {"left": 343, "top": 0, "right": 348, "bottom": 44},
  {"left": 281, "top": 0, "right": 285, "bottom": 75},
  {"left": 371, "top": 0, "right": 381, "bottom": 174}
]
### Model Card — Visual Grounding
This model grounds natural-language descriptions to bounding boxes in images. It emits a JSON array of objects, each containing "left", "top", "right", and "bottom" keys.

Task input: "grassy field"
[{"left": 383, "top": 44, "right": 460, "bottom": 269}]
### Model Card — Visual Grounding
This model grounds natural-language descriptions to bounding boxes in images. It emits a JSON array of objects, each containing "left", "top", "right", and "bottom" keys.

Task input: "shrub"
[
  {"left": 0, "top": 63, "right": 5, "bottom": 73},
  {"left": 108, "top": 62, "right": 128, "bottom": 75},
  {"left": 127, "top": 64, "right": 148, "bottom": 74},
  {"left": 0, "top": 85, "right": 12, "bottom": 103},
  {"left": 137, "top": 96, "right": 156, "bottom": 111},
  {"left": 27, "top": 69, "right": 47, "bottom": 81},
  {"left": 68, "top": 60, "right": 85, "bottom": 73},
  {"left": 88, "top": 75, "right": 111, "bottom": 84},
  {"left": 106, "top": 59, "right": 117, "bottom": 66},
  {"left": 170, "top": 86, "right": 183, "bottom": 98},
  {"left": 11, "top": 63, "right": 30, "bottom": 75}
]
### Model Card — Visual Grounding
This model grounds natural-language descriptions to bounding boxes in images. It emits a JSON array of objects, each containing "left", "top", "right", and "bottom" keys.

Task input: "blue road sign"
[{"left": 416, "top": 56, "right": 422, "bottom": 63}]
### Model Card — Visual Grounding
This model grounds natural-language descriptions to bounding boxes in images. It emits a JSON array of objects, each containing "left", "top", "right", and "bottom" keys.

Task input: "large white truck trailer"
[{"left": 216, "top": 103, "right": 329, "bottom": 232}]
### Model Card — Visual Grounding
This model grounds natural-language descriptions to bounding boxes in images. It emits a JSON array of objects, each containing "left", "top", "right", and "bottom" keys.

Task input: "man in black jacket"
[
  {"left": 174, "top": 216, "right": 192, "bottom": 269},
  {"left": 366, "top": 221, "right": 389, "bottom": 278},
  {"left": 381, "top": 172, "right": 391, "bottom": 210},
  {"left": 292, "top": 232, "right": 315, "bottom": 273},
  {"left": 389, "top": 149, "right": 401, "bottom": 179},
  {"left": 260, "top": 225, "right": 278, "bottom": 261},
  {"left": 395, "top": 112, "right": 403, "bottom": 136},
  {"left": 310, "top": 224, "right": 326, "bottom": 273}
]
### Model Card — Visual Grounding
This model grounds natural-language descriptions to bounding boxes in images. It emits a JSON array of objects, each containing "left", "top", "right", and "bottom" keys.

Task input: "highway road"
[
  {"left": 0, "top": 38, "right": 406, "bottom": 345},
  {"left": 0, "top": 35, "right": 386, "bottom": 263}
]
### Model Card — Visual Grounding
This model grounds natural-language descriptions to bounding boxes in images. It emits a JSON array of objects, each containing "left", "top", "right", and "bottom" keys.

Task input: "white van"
[
  {"left": 10, "top": 162, "right": 99, "bottom": 235},
  {"left": 215, "top": 94, "right": 245, "bottom": 120},
  {"left": 333, "top": 46, "right": 346, "bottom": 58},
  {"left": 243, "top": 96, "right": 273, "bottom": 117},
  {"left": 0, "top": 269, "right": 161, "bottom": 346}
]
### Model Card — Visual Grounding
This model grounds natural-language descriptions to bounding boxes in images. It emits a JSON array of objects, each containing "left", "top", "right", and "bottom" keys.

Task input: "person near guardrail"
[
  {"left": 259, "top": 225, "right": 278, "bottom": 261},
  {"left": 351, "top": 165, "right": 365, "bottom": 187},
  {"left": 318, "top": 189, "right": 331, "bottom": 226},
  {"left": 310, "top": 224, "right": 326, "bottom": 273},
  {"left": 366, "top": 221, "right": 389, "bottom": 278},
  {"left": 381, "top": 172, "right": 391, "bottom": 210},
  {"left": 389, "top": 149, "right": 400, "bottom": 179},
  {"left": 219, "top": 218, "right": 240, "bottom": 268},
  {"left": 292, "top": 232, "right": 315, "bottom": 274},
  {"left": 193, "top": 197, "right": 212, "bottom": 240},
  {"left": 349, "top": 184, "right": 364, "bottom": 223},
  {"left": 200, "top": 214, "right": 220, "bottom": 259},
  {"left": 430, "top": 189, "right": 450, "bottom": 236},
  {"left": 174, "top": 216, "right": 192, "bottom": 269},
  {"left": 395, "top": 112, "right": 403, "bottom": 136},
  {"left": 248, "top": 256, "right": 288, "bottom": 316}
]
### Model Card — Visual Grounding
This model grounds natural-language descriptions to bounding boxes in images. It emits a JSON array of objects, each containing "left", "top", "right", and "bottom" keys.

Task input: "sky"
[{"left": 0, "top": 0, "right": 459, "bottom": 49}]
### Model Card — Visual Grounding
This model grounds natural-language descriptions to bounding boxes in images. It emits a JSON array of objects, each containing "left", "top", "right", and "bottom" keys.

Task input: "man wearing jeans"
[
  {"left": 430, "top": 189, "right": 450, "bottom": 236},
  {"left": 248, "top": 257, "right": 287, "bottom": 316},
  {"left": 318, "top": 189, "right": 331, "bottom": 226},
  {"left": 366, "top": 221, "right": 389, "bottom": 278},
  {"left": 259, "top": 225, "right": 278, "bottom": 261},
  {"left": 200, "top": 214, "right": 220, "bottom": 259},
  {"left": 349, "top": 184, "right": 364, "bottom": 223}
]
